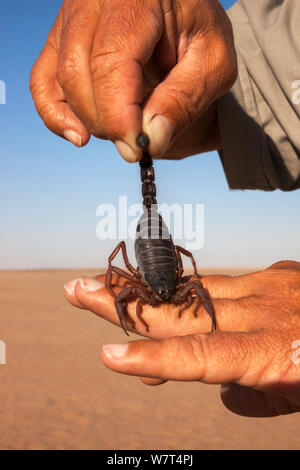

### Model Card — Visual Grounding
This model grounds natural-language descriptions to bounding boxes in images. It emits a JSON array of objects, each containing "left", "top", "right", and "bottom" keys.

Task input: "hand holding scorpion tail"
[{"left": 105, "top": 133, "right": 216, "bottom": 335}]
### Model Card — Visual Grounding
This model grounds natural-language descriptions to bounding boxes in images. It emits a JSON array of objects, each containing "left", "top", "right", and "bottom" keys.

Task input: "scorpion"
[{"left": 105, "top": 133, "right": 216, "bottom": 335}]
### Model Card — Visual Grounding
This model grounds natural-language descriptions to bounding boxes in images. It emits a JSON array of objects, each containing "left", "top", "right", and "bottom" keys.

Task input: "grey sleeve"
[{"left": 217, "top": 0, "right": 300, "bottom": 191}]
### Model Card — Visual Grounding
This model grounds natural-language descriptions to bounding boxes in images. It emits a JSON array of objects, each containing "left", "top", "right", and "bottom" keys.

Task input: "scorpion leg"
[
  {"left": 114, "top": 286, "right": 136, "bottom": 335},
  {"left": 193, "top": 298, "right": 201, "bottom": 318},
  {"left": 105, "top": 242, "right": 141, "bottom": 297},
  {"left": 194, "top": 281, "right": 216, "bottom": 332},
  {"left": 134, "top": 287, "right": 153, "bottom": 332},
  {"left": 174, "top": 245, "right": 200, "bottom": 278},
  {"left": 174, "top": 280, "right": 216, "bottom": 331},
  {"left": 110, "top": 266, "right": 143, "bottom": 286},
  {"left": 115, "top": 300, "right": 135, "bottom": 336},
  {"left": 105, "top": 266, "right": 134, "bottom": 298},
  {"left": 178, "top": 294, "right": 193, "bottom": 318},
  {"left": 108, "top": 266, "right": 139, "bottom": 284},
  {"left": 136, "top": 298, "right": 149, "bottom": 332},
  {"left": 105, "top": 265, "right": 144, "bottom": 298},
  {"left": 174, "top": 245, "right": 184, "bottom": 282},
  {"left": 105, "top": 267, "right": 116, "bottom": 298},
  {"left": 108, "top": 241, "right": 137, "bottom": 276},
  {"left": 115, "top": 284, "right": 153, "bottom": 334},
  {"left": 114, "top": 284, "right": 152, "bottom": 334}
]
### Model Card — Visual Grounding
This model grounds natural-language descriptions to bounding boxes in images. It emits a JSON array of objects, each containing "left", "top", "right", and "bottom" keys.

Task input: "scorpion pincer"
[{"left": 105, "top": 134, "right": 216, "bottom": 335}]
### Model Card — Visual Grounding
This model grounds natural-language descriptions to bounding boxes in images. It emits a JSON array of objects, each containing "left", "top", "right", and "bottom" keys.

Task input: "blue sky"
[{"left": 0, "top": 0, "right": 299, "bottom": 270}]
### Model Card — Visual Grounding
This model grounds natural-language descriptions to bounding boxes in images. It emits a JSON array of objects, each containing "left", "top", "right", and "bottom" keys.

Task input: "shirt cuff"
[{"left": 217, "top": 63, "right": 276, "bottom": 191}]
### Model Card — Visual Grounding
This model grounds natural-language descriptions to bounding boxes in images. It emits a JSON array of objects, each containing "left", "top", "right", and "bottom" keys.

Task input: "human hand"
[
  {"left": 64, "top": 261, "right": 300, "bottom": 417},
  {"left": 30, "top": 0, "right": 236, "bottom": 161}
]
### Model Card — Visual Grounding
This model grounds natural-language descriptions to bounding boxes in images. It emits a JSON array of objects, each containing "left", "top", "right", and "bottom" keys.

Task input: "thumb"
[
  {"left": 143, "top": 33, "right": 236, "bottom": 157},
  {"left": 101, "top": 330, "right": 268, "bottom": 385}
]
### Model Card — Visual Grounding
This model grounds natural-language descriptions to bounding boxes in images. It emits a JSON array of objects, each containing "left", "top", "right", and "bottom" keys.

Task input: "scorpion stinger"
[{"left": 105, "top": 133, "right": 216, "bottom": 335}]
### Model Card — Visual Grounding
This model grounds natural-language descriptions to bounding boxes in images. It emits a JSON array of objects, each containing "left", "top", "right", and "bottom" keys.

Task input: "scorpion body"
[{"left": 105, "top": 134, "right": 216, "bottom": 335}]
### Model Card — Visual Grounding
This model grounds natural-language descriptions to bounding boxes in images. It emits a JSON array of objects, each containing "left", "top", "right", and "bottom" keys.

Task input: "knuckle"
[
  {"left": 226, "top": 52, "right": 238, "bottom": 86},
  {"left": 38, "top": 103, "right": 57, "bottom": 127},
  {"left": 268, "top": 260, "right": 300, "bottom": 271},
  {"left": 206, "top": 332, "right": 249, "bottom": 382},
  {"left": 221, "top": 9, "right": 235, "bottom": 40},
  {"left": 183, "top": 334, "right": 209, "bottom": 379},
  {"left": 90, "top": 106, "right": 120, "bottom": 139},
  {"left": 225, "top": 333, "right": 249, "bottom": 363},
  {"left": 165, "top": 87, "right": 199, "bottom": 129},
  {"left": 218, "top": 333, "right": 251, "bottom": 382},
  {"left": 29, "top": 66, "right": 39, "bottom": 97},
  {"left": 29, "top": 77, "right": 51, "bottom": 113},
  {"left": 90, "top": 51, "right": 121, "bottom": 83},
  {"left": 56, "top": 55, "right": 82, "bottom": 90},
  {"left": 212, "top": 36, "right": 237, "bottom": 89},
  {"left": 29, "top": 57, "right": 46, "bottom": 98},
  {"left": 252, "top": 331, "right": 289, "bottom": 385}
]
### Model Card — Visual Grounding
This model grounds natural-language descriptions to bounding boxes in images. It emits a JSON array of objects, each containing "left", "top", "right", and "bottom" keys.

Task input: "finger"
[
  {"left": 73, "top": 275, "right": 258, "bottom": 337},
  {"left": 30, "top": 34, "right": 90, "bottom": 147},
  {"left": 101, "top": 329, "right": 270, "bottom": 385},
  {"left": 220, "top": 383, "right": 300, "bottom": 417},
  {"left": 200, "top": 266, "right": 298, "bottom": 298},
  {"left": 90, "top": 1, "right": 163, "bottom": 162},
  {"left": 64, "top": 278, "right": 86, "bottom": 309},
  {"left": 268, "top": 260, "right": 300, "bottom": 271},
  {"left": 143, "top": 32, "right": 236, "bottom": 157},
  {"left": 140, "top": 377, "right": 167, "bottom": 386},
  {"left": 101, "top": 270, "right": 257, "bottom": 299},
  {"left": 56, "top": 0, "right": 100, "bottom": 133},
  {"left": 198, "top": 274, "right": 254, "bottom": 299}
]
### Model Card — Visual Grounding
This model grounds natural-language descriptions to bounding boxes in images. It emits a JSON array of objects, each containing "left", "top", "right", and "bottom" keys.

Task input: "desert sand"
[{"left": 0, "top": 269, "right": 299, "bottom": 450}]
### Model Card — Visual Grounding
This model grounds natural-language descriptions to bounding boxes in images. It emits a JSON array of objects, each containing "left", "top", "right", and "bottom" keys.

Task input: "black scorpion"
[{"left": 105, "top": 134, "right": 216, "bottom": 335}]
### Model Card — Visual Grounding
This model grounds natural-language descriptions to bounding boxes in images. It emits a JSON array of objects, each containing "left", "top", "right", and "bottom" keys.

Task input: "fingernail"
[
  {"left": 115, "top": 140, "right": 140, "bottom": 163},
  {"left": 102, "top": 343, "right": 128, "bottom": 360},
  {"left": 64, "top": 277, "right": 80, "bottom": 295},
  {"left": 79, "top": 277, "right": 104, "bottom": 292},
  {"left": 63, "top": 129, "right": 82, "bottom": 147},
  {"left": 147, "top": 114, "right": 174, "bottom": 155}
]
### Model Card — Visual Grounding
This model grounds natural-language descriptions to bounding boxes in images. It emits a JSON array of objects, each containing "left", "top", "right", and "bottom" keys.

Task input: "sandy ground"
[{"left": 0, "top": 269, "right": 299, "bottom": 450}]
